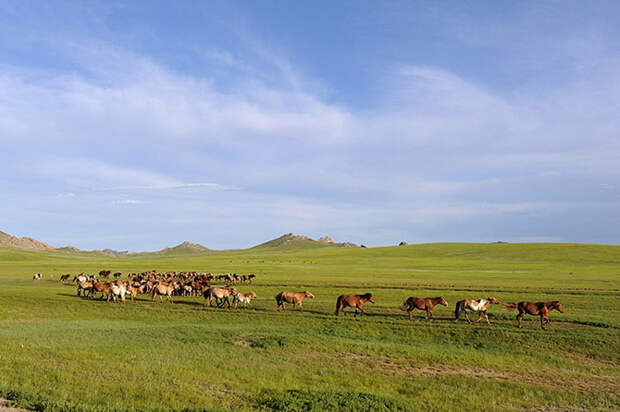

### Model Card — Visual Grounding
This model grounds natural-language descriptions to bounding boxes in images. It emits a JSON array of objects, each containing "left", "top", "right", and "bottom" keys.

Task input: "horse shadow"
[{"left": 169, "top": 299, "right": 205, "bottom": 308}]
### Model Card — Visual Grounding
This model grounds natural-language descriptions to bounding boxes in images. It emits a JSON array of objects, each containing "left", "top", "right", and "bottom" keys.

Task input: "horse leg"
[
  {"left": 483, "top": 311, "right": 490, "bottom": 325},
  {"left": 425, "top": 308, "right": 431, "bottom": 320},
  {"left": 540, "top": 314, "right": 547, "bottom": 330},
  {"left": 408, "top": 309, "right": 413, "bottom": 321},
  {"left": 516, "top": 311, "right": 524, "bottom": 328},
  {"left": 299, "top": 302, "right": 303, "bottom": 313},
  {"left": 463, "top": 309, "right": 472, "bottom": 324},
  {"left": 475, "top": 311, "right": 483, "bottom": 323}
]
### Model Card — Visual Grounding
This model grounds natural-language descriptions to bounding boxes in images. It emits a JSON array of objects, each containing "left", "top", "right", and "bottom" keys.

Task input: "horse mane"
[{"left": 361, "top": 293, "right": 373, "bottom": 299}]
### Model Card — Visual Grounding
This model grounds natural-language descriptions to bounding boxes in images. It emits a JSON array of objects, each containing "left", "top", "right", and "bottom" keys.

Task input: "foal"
[
  {"left": 503, "top": 301, "right": 564, "bottom": 329},
  {"left": 233, "top": 291, "right": 257, "bottom": 309},
  {"left": 400, "top": 297, "right": 448, "bottom": 321}
]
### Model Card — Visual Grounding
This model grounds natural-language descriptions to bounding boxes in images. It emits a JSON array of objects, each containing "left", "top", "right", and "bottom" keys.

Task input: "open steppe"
[{"left": 0, "top": 241, "right": 618, "bottom": 411}]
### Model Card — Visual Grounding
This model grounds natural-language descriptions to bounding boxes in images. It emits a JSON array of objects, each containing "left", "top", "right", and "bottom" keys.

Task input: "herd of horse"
[{"left": 50, "top": 269, "right": 564, "bottom": 330}]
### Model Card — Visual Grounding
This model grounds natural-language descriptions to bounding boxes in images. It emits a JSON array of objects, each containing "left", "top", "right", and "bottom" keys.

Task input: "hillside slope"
[
  {"left": 0, "top": 230, "right": 55, "bottom": 251},
  {"left": 253, "top": 233, "right": 358, "bottom": 250}
]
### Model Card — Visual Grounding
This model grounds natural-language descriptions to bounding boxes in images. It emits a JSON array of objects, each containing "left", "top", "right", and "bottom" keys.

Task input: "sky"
[{"left": 1, "top": 0, "right": 619, "bottom": 251}]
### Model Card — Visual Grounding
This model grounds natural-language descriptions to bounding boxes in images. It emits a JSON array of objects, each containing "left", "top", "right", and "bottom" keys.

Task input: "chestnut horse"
[
  {"left": 91, "top": 281, "right": 111, "bottom": 300},
  {"left": 503, "top": 301, "right": 564, "bottom": 329},
  {"left": 454, "top": 297, "right": 501, "bottom": 325},
  {"left": 275, "top": 291, "right": 314, "bottom": 312},
  {"left": 400, "top": 296, "right": 448, "bottom": 321},
  {"left": 335, "top": 293, "right": 375, "bottom": 316}
]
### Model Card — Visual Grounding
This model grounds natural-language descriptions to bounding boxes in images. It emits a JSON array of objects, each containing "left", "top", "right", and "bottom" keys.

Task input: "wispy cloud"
[
  {"left": 103, "top": 183, "right": 238, "bottom": 191},
  {"left": 113, "top": 199, "right": 145, "bottom": 205}
]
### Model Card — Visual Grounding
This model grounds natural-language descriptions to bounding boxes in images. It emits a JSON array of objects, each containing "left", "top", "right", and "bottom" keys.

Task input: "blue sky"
[{"left": 1, "top": 1, "right": 619, "bottom": 250}]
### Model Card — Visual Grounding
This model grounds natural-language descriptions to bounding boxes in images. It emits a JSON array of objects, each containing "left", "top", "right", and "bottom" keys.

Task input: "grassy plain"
[{"left": 0, "top": 242, "right": 618, "bottom": 411}]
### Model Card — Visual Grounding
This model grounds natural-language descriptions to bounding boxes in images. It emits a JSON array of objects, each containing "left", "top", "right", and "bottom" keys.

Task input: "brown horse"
[
  {"left": 335, "top": 293, "right": 375, "bottom": 316},
  {"left": 503, "top": 301, "right": 564, "bottom": 329},
  {"left": 400, "top": 296, "right": 448, "bottom": 321},
  {"left": 275, "top": 291, "right": 314, "bottom": 312},
  {"left": 91, "top": 281, "right": 111, "bottom": 300},
  {"left": 454, "top": 297, "right": 501, "bottom": 325}
]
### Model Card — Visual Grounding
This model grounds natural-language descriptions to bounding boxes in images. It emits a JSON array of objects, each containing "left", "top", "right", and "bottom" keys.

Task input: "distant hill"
[
  {"left": 152, "top": 241, "right": 211, "bottom": 255},
  {"left": 0, "top": 229, "right": 358, "bottom": 254},
  {"left": 253, "top": 233, "right": 358, "bottom": 249},
  {"left": 0, "top": 230, "right": 56, "bottom": 251},
  {"left": 55, "top": 246, "right": 81, "bottom": 253}
]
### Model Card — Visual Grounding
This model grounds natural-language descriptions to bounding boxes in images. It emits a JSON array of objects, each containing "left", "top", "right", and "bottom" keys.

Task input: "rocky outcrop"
[{"left": 0, "top": 230, "right": 55, "bottom": 251}]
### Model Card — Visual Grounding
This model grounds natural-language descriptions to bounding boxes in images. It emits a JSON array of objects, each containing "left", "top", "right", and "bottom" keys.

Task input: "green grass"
[{"left": 0, "top": 243, "right": 618, "bottom": 411}]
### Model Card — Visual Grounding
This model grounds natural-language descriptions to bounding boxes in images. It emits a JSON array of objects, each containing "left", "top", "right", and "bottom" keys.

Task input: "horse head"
[
  {"left": 551, "top": 301, "right": 564, "bottom": 313},
  {"left": 366, "top": 293, "right": 375, "bottom": 303},
  {"left": 439, "top": 297, "right": 448, "bottom": 306},
  {"left": 488, "top": 297, "right": 501, "bottom": 304},
  {"left": 304, "top": 291, "right": 315, "bottom": 299}
]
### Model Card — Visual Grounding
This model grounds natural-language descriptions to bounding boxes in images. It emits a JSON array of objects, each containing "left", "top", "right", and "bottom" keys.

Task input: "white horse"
[
  {"left": 32, "top": 273, "right": 43, "bottom": 280},
  {"left": 108, "top": 283, "right": 127, "bottom": 303}
]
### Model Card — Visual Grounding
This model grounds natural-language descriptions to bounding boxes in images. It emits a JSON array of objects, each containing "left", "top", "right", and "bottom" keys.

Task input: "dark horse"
[
  {"left": 503, "top": 301, "right": 564, "bottom": 329},
  {"left": 335, "top": 293, "right": 375, "bottom": 316},
  {"left": 400, "top": 297, "right": 448, "bottom": 321}
]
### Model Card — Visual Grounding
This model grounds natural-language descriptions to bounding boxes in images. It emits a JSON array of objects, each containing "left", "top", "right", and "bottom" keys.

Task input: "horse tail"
[
  {"left": 400, "top": 298, "right": 409, "bottom": 311},
  {"left": 454, "top": 300, "right": 464, "bottom": 319},
  {"left": 275, "top": 292, "right": 282, "bottom": 305},
  {"left": 335, "top": 295, "right": 343, "bottom": 315},
  {"left": 503, "top": 302, "right": 518, "bottom": 312}
]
